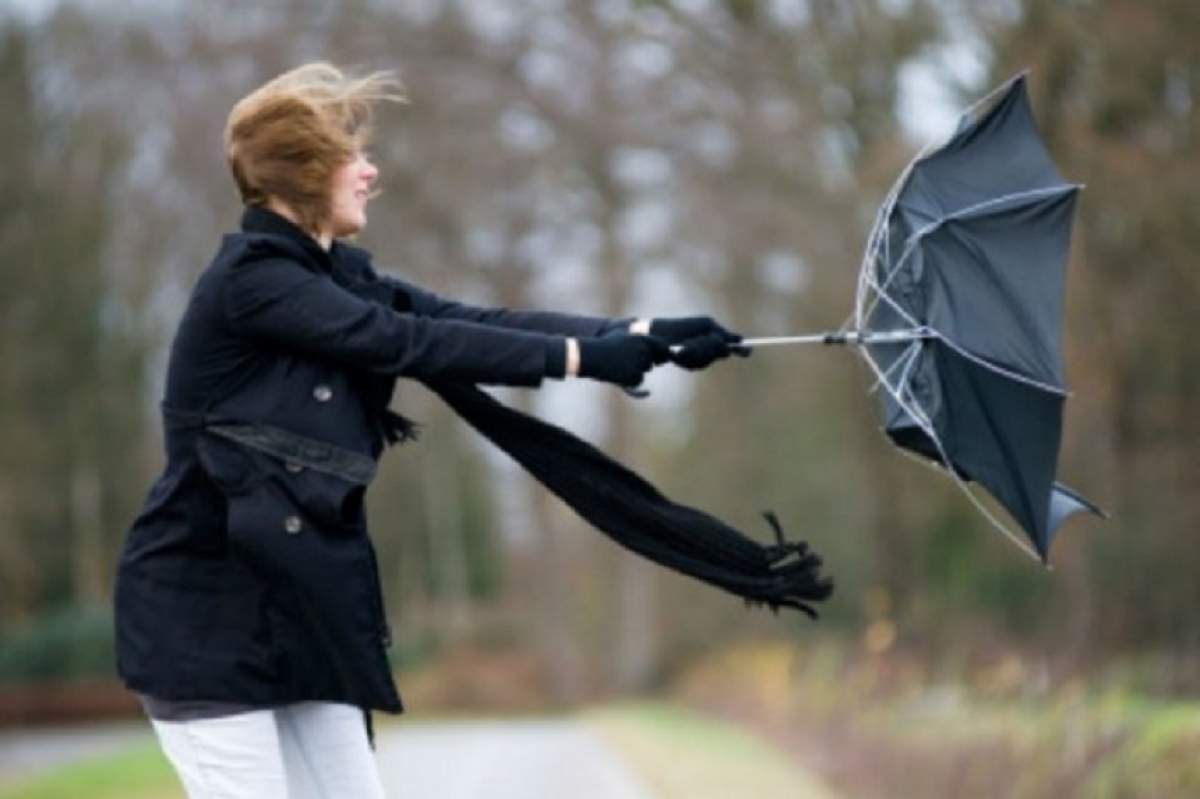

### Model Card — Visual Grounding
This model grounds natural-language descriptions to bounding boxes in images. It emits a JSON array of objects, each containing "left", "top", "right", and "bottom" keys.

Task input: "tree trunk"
[{"left": 70, "top": 460, "right": 105, "bottom": 608}]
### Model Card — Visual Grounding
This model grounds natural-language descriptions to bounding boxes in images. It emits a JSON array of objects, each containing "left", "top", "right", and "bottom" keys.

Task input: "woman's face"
[{"left": 328, "top": 151, "right": 378, "bottom": 238}]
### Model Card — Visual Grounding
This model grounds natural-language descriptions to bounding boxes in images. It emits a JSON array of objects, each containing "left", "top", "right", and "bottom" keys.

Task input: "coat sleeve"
[
  {"left": 376, "top": 271, "right": 634, "bottom": 338},
  {"left": 223, "top": 257, "right": 563, "bottom": 386}
]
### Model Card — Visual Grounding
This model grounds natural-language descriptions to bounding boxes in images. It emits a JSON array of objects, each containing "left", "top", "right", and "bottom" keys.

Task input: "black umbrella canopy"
[{"left": 860, "top": 74, "right": 1102, "bottom": 560}]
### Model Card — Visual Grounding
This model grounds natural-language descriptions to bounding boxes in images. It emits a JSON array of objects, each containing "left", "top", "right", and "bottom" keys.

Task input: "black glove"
[
  {"left": 649, "top": 315, "right": 742, "bottom": 346},
  {"left": 670, "top": 332, "right": 753, "bottom": 370},
  {"left": 578, "top": 334, "right": 670, "bottom": 387}
]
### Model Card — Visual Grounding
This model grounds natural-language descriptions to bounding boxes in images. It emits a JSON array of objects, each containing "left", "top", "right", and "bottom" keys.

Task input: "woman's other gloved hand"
[
  {"left": 669, "top": 332, "right": 753, "bottom": 370},
  {"left": 578, "top": 334, "right": 670, "bottom": 387},
  {"left": 648, "top": 316, "right": 741, "bottom": 346}
]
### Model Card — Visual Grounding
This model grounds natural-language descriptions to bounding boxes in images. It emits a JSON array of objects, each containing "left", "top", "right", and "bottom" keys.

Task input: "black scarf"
[{"left": 420, "top": 379, "right": 833, "bottom": 617}]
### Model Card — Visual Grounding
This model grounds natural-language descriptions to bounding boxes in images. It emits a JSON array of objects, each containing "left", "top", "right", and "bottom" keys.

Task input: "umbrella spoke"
[
  {"left": 930, "top": 331, "right": 1069, "bottom": 397},
  {"left": 857, "top": 346, "right": 1043, "bottom": 563}
]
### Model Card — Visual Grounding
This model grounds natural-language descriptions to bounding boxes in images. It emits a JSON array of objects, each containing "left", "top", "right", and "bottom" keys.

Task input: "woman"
[{"left": 113, "top": 63, "right": 745, "bottom": 797}]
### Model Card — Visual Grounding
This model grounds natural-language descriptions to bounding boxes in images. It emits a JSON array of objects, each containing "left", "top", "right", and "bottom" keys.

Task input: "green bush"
[{"left": 0, "top": 606, "right": 116, "bottom": 683}]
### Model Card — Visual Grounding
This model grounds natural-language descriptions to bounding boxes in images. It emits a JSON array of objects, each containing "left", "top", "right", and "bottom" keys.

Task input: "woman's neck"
[{"left": 265, "top": 198, "right": 332, "bottom": 250}]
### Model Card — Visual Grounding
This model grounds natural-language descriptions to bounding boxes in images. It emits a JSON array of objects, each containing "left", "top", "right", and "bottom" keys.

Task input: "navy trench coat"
[{"left": 114, "top": 207, "right": 628, "bottom": 714}]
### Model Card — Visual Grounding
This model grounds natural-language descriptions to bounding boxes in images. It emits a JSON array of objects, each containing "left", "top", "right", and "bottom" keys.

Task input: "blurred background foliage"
[{"left": 0, "top": 0, "right": 1196, "bottom": 725}]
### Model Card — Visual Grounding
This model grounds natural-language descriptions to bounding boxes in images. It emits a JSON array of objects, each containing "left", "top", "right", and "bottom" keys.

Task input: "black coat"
[{"left": 114, "top": 207, "right": 626, "bottom": 713}]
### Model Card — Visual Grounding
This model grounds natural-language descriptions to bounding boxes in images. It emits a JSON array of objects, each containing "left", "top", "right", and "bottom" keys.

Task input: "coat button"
[
  {"left": 313, "top": 384, "right": 333, "bottom": 403},
  {"left": 283, "top": 515, "right": 302, "bottom": 535},
  {"left": 285, "top": 461, "right": 304, "bottom": 474}
]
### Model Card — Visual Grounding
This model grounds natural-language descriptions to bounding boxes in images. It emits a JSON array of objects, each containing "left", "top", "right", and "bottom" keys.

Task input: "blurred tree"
[
  {"left": 978, "top": 0, "right": 1200, "bottom": 658},
  {"left": 0, "top": 17, "right": 147, "bottom": 620}
]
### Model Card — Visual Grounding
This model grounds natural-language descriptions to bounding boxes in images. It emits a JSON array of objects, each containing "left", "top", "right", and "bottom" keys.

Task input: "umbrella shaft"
[{"left": 737, "top": 330, "right": 930, "bottom": 348}]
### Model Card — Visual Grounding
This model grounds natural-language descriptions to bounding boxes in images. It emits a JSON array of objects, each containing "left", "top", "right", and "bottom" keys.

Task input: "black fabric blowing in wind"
[{"left": 425, "top": 379, "right": 834, "bottom": 617}]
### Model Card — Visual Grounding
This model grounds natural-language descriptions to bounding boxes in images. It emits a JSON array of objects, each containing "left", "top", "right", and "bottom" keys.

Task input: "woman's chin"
[{"left": 333, "top": 216, "right": 367, "bottom": 238}]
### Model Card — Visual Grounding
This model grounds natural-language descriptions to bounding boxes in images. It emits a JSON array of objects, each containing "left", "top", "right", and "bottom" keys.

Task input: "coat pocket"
[
  {"left": 194, "top": 429, "right": 375, "bottom": 609},
  {"left": 196, "top": 430, "right": 368, "bottom": 536}
]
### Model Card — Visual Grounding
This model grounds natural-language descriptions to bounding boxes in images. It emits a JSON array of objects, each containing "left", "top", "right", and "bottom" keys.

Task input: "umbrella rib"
[
  {"left": 856, "top": 346, "right": 1043, "bottom": 563},
  {"left": 863, "top": 270, "right": 924, "bottom": 331},
  {"left": 929, "top": 331, "right": 1069, "bottom": 397},
  {"left": 892, "top": 445, "right": 1045, "bottom": 563},
  {"left": 860, "top": 184, "right": 1078, "bottom": 330},
  {"left": 853, "top": 70, "right": 1032, "bottom": 332},
  {"left": 855, "top": 185, "right": 1078, "bottom": 399},
  {"left": 893, "top": 185, "right": 1078, "bottom": 281},
  {"left": 861, "top": 276, "right": 1069, "bottom": 398},
  {"left": 859, "top": 346, "right": 1026, "bottom": 555},
  {"left": 919, "top": 184, "right": 1080, "bottom": 228},
  {"left": 854, "top": 159, "right": 909, "bottom": 328},
  {"left": 890, "top": 340, "right": 924, "bottom": 397},
  {"left": 865, "top": 338, "right": 924, "bottom": 398},
  {"left": 866, "top": 339, "right": 920, "bottom": 394},
  {"left": 855, "top": 171, "right": 913, "bottom": 329}
]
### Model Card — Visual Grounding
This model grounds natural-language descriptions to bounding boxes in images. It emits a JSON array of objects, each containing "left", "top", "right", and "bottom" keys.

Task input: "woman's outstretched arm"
[
  {"left": 225, "top": 255, "right": 564, "bottom": 386},
  {"left": 375, "top": 269, "right": 635, "bottom": 338}
]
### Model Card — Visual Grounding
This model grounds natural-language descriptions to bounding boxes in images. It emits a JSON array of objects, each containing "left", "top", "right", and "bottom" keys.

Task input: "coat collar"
[
  {"left": 237, "top": 206, "right": 379, "bottom": 291},
  {"left": 240, "top": 206, "right": 334, "bottom": 272}
]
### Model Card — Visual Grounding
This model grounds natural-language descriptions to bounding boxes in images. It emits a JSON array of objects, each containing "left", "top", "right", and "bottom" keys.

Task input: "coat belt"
[{"left": 162, "top": 405, "right": 377, "bottom": 485}]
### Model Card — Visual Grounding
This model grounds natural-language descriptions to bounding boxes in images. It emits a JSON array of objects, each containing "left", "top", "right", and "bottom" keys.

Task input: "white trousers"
[{"left": 149, "top": 701, "right": 387, "bottom": 798}]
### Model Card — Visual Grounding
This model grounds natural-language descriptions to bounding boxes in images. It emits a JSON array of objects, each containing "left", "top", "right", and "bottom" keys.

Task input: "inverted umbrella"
[{"left": 743, "top": 74, "right": 1103, "bottom": 561}]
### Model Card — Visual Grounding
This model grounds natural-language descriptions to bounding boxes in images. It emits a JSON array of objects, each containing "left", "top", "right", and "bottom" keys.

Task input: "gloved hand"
[
  {"left": 649, "top": 316, "right": 742, "bottom": 346},
  {"left": 670, "top": 332, "right": 753, "bottom": 370},
  {"left": 578, "top": 334, "right": 671, "bottom": 387}
]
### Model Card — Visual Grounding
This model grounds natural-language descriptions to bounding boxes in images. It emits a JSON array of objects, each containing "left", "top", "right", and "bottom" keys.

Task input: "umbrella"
[{"left": 741, "top": 73, "right": 1103, "bottom": 561}]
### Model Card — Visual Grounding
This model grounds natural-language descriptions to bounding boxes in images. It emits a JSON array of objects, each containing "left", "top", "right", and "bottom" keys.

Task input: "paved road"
[
  {"left": 0, "top": 720, "right": 153, "bottom": 787},
  {"left": 374, "top": 719, "right": 653, "bottom": 798},
  {"left": 0, "top": 717, "right": 652, "bottom": 798}
]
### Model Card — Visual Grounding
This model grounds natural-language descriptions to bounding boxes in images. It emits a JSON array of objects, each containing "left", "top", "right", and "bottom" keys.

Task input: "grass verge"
[
  {"left": 673, "top": 639, "right": 1200, "bottom": 798},
  {"left": 0, "top": 743, "right": 180, "bottom": 799},
  {"left": 585, "top": 701, "right": 838, "bottom": 799}
]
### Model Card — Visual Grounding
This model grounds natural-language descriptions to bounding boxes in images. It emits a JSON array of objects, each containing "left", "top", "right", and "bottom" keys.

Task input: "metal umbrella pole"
[{"left": 667, "top": 328, "right": 934, "bottom": 354}]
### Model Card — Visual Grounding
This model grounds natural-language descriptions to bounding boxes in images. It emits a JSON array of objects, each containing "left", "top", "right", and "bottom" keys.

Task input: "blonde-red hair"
[{"left": 224, "top": 62, "right": 404, "bottom": 234}]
